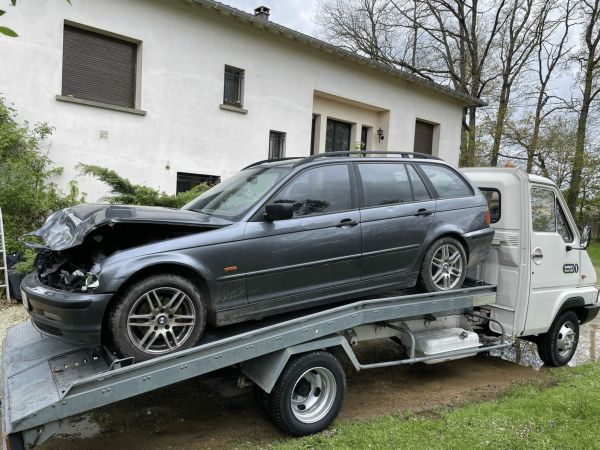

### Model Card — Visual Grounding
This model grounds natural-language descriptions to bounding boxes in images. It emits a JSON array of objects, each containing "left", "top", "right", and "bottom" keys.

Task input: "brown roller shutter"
[
  {"left": 413, "top": 120, "right": 434, "bottom": 155},
  {"left": 62, "top": 25, "right": 137, "bottom": 108}
]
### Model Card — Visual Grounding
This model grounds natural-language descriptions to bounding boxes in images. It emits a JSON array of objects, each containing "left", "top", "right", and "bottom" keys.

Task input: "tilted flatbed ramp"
[{"left": 3, "top": 283, "right": 497, "bottom": 449}]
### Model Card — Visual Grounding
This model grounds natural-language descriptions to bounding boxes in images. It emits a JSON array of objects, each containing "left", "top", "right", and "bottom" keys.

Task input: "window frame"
[
  {"left": 251, "top": 162, "right": 358, "bottom": 221},
  {"left": 354, "top": 161, "right": 433, "bottom": 209},
  {"left": 223, "top": 65, "right": 245, "bottom": 107},
  {"left": 479, "top": 187, "right": 501, "bottom": 224},
  {"left": 530, "top": 185, "right": 576, "bottom": 244},
  {"left": 414, "top": 163, "right": 474, "bottom": 200},
  {"left": 59, "top": 21, "right": 143, "bottom": 113},
  {"left": 530, "top": 186, "right": 557, "bottom": 234},
  {"left": 268, "top": 130, "right": 286, "bottom": 160}
]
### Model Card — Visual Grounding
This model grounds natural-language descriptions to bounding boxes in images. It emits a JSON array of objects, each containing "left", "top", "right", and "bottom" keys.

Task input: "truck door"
[{"left": 526, "top": 185, "right": 580, "bottom": 333}]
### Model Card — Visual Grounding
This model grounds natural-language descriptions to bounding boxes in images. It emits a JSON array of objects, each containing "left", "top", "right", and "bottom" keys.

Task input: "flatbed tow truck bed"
[{"left": 2, "top": 282, "right": 504, "bottom": 449}]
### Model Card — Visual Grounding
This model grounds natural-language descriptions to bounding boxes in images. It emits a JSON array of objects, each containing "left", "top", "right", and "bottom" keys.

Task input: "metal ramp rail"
[
  {"left": 0, "top": 208, "right": 9, "bottom": 300},
  {"left": 3, "top": 283, "right": 498, "bottom": 449}
]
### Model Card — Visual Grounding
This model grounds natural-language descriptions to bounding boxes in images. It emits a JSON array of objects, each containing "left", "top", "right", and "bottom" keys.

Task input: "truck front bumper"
[
  {"left": 21, "top": 273, "right": 113, "bottom": 347},
  {"left": 580, "top": 303, "right": 600, "bottom": 325}
]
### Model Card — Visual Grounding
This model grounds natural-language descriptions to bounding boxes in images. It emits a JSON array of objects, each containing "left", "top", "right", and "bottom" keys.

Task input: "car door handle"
[
  {"left": 414, "top": 208, "right": 433, "bottom": 217},
  {"left": 336, "top": 218, "right": 359, "bottom": 227},
  {"left": 532, "top": 247, "right": 544, "bottom": 265}
]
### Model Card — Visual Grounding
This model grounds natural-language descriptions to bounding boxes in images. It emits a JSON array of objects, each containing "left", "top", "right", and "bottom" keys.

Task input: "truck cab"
[{"left": 464, "top": 168, "right": 599, "bottom": 365}]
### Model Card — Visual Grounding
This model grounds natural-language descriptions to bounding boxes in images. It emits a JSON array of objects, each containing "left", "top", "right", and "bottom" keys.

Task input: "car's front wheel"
[
  {"left": 108, "top": 274, "right": 206, "bottom": 362},
  {"left": 418, "top": 237, "right": 467, "bottom": 292}
]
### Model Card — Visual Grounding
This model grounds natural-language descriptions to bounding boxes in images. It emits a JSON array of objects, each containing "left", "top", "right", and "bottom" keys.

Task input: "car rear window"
[
  {"left": 480, "top": 188, "right": 501, "bottom": 223},
  {"left": 419, "top": 164, "right": 472, "bottom": 198}
]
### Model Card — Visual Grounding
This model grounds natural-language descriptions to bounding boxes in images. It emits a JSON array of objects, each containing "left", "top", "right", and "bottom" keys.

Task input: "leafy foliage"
[
  {"left": 78, "top": 164, "right": 209, "bottom": 208},
  {"left": 0, "top": 97, "right": 84, "bottom": 254}
]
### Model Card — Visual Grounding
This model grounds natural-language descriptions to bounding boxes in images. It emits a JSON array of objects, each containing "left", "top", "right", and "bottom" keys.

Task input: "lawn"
[
  {"left": 272, "top": 364, "right": 600, "bottom": 450},
  {"left": 587, "top": 241, "right": 600, "bottom": 275}
]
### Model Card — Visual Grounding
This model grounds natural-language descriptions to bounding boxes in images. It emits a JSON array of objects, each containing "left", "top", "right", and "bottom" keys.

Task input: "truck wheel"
[
  {"left": 268, "top": 351, "right": 346, "bottom": 436},
  {"left": 108, "top": 274, "right": 206, "bottom": 362},
  {"left": 537, "top": 310, "right": 579, "bottom": 367},
  {"left": 418, "top": 237, "right": 467, "bottom": 292}
]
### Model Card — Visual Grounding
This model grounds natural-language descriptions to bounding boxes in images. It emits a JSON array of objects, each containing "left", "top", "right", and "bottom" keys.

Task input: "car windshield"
[{"left": 183, "top": 166, "right": 291, "bottom": 219}]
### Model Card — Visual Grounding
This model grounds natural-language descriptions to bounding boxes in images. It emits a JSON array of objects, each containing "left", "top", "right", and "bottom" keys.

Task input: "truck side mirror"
[
  {"left": 264, "top": 203, "right": 294, "bottom": 221},
  {"left": 581, "top": 225, "right": 591, "bottom": 249}
]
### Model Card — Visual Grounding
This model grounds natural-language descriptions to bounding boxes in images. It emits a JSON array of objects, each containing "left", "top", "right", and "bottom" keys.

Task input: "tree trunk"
[
  {"left": 460, "top": 106, "right": 477, "bottom": 167},
  {"left": 489, "top": 88, "right": 509, "bottom": 167}
]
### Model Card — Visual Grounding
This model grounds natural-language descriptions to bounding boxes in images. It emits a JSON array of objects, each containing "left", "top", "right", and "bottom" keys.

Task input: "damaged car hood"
[{"left": 21, "top": 204, "right": 232, "bottom": 251}]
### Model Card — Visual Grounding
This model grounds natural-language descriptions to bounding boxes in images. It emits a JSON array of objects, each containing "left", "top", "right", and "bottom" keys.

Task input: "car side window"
[
  {"left": 358, "top": 163, "right": 413, "bottom": 207},
  {"left": 480, "top": 188, "right": 501, "bottom": 224},
  {"left": 419, "top": 164, "right": 472, "bottom": 198},
  {"left": 406, "top": 165, "right": 431, "bottom": 201},
  {"left": 270, "top": 164, "right": 352, "bottom": 217},
  {"left": 531, "top": 187, "right": 555, "bottom": 232},
  {"left": 556, "top": 200, "right": 574, "bottom": 243}
]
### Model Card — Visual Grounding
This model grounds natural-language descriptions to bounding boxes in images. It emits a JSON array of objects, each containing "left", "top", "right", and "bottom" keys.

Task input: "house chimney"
[{"left": 254, "top": 6, "right": 270, "bottom": 20}]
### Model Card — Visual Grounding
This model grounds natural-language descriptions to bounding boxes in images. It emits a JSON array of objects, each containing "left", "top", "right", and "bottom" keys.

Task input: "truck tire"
[
  {"left": 418, "top": 237, "right": 467, "bottom": 292},
  {"left": 537, "top": 310, "right": 579, "bottom": 367},
  {"left": 268, "top": 351, "right": 346, "bottom": 436},
  {"left": 108, "top": 274, "right": 206, "bottom": 362}
]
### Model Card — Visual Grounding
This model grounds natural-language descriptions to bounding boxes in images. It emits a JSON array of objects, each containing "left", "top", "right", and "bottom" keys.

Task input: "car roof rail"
[
  {"left": 292, "top": 151, "right": 442, "bottom": 167},
  {"left": 242, "top": 157, "right": 303, "bottom": 170}
]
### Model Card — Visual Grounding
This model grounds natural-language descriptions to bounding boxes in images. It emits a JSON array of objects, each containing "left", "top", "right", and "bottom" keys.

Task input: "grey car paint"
[{"left": 21, "top": 157, "right": 494, "bottom": 346}]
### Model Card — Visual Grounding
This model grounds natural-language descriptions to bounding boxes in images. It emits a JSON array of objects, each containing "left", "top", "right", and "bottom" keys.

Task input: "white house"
[{"left": 0, "top": 0, "right": 483, "bottom": 201}]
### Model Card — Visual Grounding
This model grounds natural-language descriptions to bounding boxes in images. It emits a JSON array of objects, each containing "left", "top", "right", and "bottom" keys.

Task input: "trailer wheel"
[
  {"left": 537, "top": 310, "right": 579, "bottom": 367},
  {"left": 268, "top": 351, "right": 346, "bottom": 436}
]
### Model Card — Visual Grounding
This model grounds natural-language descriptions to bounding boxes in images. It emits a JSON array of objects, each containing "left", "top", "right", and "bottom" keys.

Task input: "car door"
[
  {"left": 525, "top": 185, "right": 581, "bottom": 332},
  {"left": 357, "top": 162, "right": 436, "bottom": 282},
  {"left": 244, "top": 163, "right": 361, "bottom": 311}
]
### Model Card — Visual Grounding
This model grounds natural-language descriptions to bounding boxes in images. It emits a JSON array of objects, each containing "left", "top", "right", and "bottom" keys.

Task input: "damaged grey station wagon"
[{"left": 21, "top": 152, "right": 494, "bottom": 361}]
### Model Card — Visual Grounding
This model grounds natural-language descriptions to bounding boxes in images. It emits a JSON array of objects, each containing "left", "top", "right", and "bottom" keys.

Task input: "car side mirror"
[
  {"left": 566, "top": 225, "right": 591, "bottom": 251},
  {"left": 581, "top": 225, "right": 591, "bottom": 249},
  {"left": 265, "top": 203, "right": 294, "bottom": 221}
]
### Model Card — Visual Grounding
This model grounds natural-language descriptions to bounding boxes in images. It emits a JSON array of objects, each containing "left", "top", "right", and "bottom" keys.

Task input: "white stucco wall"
[{"left": 0, "top": 0, "right": 466, "bottom": 201}]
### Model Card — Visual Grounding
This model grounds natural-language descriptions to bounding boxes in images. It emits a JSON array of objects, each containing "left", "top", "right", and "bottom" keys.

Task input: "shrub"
[
  {"left": 78, "top": 164, "right": 210, "bottom": 208},
  {"left": 0, "top": 97, "right": 84, "bottom": 255}
]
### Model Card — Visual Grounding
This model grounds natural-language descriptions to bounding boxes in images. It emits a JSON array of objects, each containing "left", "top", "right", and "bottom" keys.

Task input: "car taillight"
[{"left": 485, "top": 208, "right": 491, "bottom": 225}]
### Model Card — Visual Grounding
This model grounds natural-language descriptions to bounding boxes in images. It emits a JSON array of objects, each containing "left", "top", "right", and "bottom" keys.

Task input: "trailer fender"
[{"left": 241, "top": 335, "right": 359, "bottom": 393}]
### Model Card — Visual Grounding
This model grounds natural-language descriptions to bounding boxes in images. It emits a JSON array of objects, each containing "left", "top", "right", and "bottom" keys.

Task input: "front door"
[
  {"left": 326, "top": 119, "right": 351, "bottom": 152},
  {"left": 244, "top": 163, "right": 361, "bottom": 314},
  {"left": 526, "top": 185, "right": 580, "bottom": 332},
  {"left": 357, "top": 162, "right": 435, "bottom": 284}
]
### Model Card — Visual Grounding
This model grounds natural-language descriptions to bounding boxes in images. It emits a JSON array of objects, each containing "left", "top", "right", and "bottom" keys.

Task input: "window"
[
  {"left": 407, "top": 165, "right": 431, "bottom": 201},
  {"left": 414, "top": 120, "right": 434, "bottom": 155},
  {"left": 177, "top": 172, "right": 221, "bottom": 194},
  {"left": 62, "top": 24, "right": 138, "bottom": 108},
  {"left": 325, "top": 119, "right": 351, "bottom": 152},
  {"left": 359, "top": 164, "right": 413, "bottom": 207},
  {"left": 419, "top": 164, "right": 472, "bottom": 198},
  {"left": 556, "top": 200, "right": 574, "bottom": 243},
  {"left": 360, "top": 126, "right": 369, "bottom": 150},
  {"left": 271, "top": 165, "right": 352, "bottom": 217},
  {"left": 269, "top": 131, "right": 286, "bottom": 159},
  {"left": 531, "top": 187, "right": 555, "bottom": 232},
  {"left": 223, "top": 65, "right": 244, "bottom": 106},
  {"left": 480, "top": 188, "right": 501, "bottom": 224}
]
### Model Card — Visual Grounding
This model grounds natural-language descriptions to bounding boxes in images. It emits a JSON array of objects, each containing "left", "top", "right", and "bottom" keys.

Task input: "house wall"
[{"left": 0, "top": 0, "right": 465, "bottom": 201}]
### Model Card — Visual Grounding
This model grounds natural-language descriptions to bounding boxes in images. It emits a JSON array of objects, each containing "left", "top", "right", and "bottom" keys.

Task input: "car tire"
[
  {"left": 268, "top": 351, "right": 346, "bottom": 436},
  {"left": 537, "top": 310, "right": 579, "bottom": 367},
  {"left": 418, "top": 237, "right": 467, "bottom": 292},
  {"left": 108, "top": 273, "right": 206, "bottom": 362}
]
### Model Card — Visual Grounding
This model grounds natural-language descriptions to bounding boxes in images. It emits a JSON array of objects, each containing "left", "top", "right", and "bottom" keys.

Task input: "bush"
[
  {"left": 0, "top": 97, "right": 84, "bottom": 255},
  {"left": 78, "top": 164, "right": 210, "bottom": 208}
]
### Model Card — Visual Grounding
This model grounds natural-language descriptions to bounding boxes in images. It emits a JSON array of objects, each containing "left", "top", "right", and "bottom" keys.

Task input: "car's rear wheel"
[
  {"left": 108, "top": 274, "right": 206, "bottom": 362},
  {"left": 418, "top": 237, "right": 467, "bottom": 292}
]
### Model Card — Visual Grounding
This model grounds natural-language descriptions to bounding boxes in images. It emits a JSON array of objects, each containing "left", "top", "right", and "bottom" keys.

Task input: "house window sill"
[
  {"left": 56, "top": 95, "right": 147, "bottom": 116},
  {"left": 220, "top": 103, "right": 248, "bottom": 114}
]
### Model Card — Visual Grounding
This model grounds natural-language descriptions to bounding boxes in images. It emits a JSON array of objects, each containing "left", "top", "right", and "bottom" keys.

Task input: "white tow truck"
[{"left": 3, "top": 167, "right": 599, "bottom": 449}]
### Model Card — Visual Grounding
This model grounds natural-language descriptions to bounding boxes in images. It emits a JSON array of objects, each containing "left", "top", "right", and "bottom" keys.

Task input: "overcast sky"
[{"left": 222, "top": 0, "right": 319, "bottom": 36}]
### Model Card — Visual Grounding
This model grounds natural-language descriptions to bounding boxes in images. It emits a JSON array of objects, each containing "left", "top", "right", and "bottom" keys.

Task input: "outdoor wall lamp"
[{"left": 377, "top": 127, "right": 385, "bottom": 142}]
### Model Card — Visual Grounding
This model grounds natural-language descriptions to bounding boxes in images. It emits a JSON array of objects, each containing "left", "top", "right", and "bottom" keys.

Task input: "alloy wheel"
[{"left": 430, "top": 243, "right": 464, "bottom": 290}]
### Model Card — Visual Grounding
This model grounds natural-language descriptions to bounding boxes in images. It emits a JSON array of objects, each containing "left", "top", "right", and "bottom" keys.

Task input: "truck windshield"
[{"left": 183, "top": 166, "right": 291, "bottom": 219}]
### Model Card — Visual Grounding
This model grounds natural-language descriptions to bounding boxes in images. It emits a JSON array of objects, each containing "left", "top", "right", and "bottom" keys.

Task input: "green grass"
[
  {"left": 587, "top": 242, "right": 600, "bottom": 276},
  {"left": 270, "top": 364, "right": 600, "bottom": 450}
]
